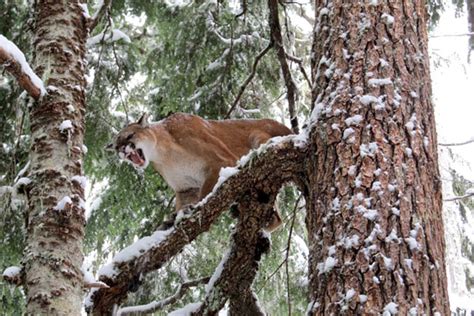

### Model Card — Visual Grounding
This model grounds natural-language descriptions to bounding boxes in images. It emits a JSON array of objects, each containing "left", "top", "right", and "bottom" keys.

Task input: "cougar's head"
[{"left": 108, "top": 113, "right": 152, "bottom": 168}]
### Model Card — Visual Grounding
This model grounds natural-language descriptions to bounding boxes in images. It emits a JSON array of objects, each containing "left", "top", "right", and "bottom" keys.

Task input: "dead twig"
[
  {"left": 268, "top": 0, "right": 299, "bottom": 134},
  {"left": 117, "top": 277, "right": 210, "bottom": 315},
  {"left": 225, "top": 42, "right": 273, "bottom": 118}
]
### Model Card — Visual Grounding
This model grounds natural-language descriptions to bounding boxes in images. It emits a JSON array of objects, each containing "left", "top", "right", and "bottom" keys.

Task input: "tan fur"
[{"left": 111, "top": 112, "right": 292, "bottom": 230}]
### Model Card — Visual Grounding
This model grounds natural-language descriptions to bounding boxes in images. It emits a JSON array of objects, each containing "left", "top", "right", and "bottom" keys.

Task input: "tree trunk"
[
  {"left": 23, "top": 1, "right": 88, "bottom": 314},
  {"left": 306, "top": 1, "right": 449, "bottom": 314}
]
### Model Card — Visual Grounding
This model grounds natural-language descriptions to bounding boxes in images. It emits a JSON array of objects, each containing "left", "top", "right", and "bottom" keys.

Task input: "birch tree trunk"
[
  {"left": 23, "top": 1, "right": 88, "bottom": 314},
  {"left": 306, "top": 0, "right": 450, "bottom": 314}
]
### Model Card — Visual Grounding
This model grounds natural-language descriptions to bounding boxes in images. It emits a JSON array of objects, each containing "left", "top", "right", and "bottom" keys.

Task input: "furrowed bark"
[
  {"left": 306, "top": 1, "right": 449, "bottom": 315},
  {"left": 89, "top": 140, "right": 305, "bottom": 314},
  {"left": 0, "top": 46, "right": 42, "bottom": 100},
  {"left": 23, "top": 1, "right": 88, "bottom": 314}
]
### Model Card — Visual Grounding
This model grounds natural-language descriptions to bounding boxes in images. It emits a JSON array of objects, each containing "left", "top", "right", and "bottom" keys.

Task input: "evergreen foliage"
[{"left": 0, "top": 0, "right": 454, "bottom": 314}]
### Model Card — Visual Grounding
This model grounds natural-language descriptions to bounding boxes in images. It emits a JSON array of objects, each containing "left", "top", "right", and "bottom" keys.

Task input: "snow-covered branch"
[
  {"left": 117, "top": 277, "right": 210, "bottom": 315},
  {"left": 0, "top": 35, "right": 46, "bottom": 99},
  {"left": 87, "top": 29, "right": 131, "bottom": 47},
  {"left": 206, "top": 11, "right": 264, "bottom": 46},
  {"left": 87, "top": 138, "right": 306, "bottom": 314}
]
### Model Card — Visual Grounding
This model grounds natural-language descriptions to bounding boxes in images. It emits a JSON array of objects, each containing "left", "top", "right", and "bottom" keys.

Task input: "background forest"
[{"left": 0, "top": 0, "right": 473, "bottom": 314}]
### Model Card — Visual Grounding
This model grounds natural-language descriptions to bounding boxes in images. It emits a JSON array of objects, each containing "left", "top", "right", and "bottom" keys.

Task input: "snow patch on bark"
[
  {"left": 59, "top": 120, "right": 73, "bottom": 133},
  {"left": 383, "top": 302, "right": 398, "bottom": 315},
  {"left": 71, "top": 175, "right": 87, "bottom": 189},
  {"left": 54, "top": 196, "right": 72, "bottom": 211}
]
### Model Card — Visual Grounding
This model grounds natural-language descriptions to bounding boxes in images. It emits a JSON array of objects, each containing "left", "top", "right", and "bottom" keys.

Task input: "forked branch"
[{"left": 88, "top": 138, "right": 305, "bottom": 314}]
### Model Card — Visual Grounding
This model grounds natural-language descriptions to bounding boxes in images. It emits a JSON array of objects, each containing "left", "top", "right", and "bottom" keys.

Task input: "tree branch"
[
  {"left": 439, "top": 138, "right": 474, "bottom": 147},
  {"left": 444, "top": 191, "right": 474, "bottom": 202},
  {"left": 193, "top": 193, "right": 277, "bottom": 315},
  {"left": 286, "top": 53, "right": 311, "bottom": 88},
  {"left": 0, "top": 45, "right": 44, "bottom": 100},
  {"left": 89, "top": 0, "right": 113, "bottom": 32},
  {"left": 88, "top": 138, "right": 306, "bottom": 314},
  {"left": 225, "top": 42, "right": 273, "bottom": 119},
  {"left": 268, "top": 0, "right": 299, "bottom": 134},
  {"left": 117, "top": 277, "right": 210, "bottom": 315}
]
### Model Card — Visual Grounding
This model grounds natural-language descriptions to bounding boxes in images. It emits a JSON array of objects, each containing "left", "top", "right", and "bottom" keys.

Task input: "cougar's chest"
[{"left": 154, "top": 153, "right": 206, "bottom": 191}]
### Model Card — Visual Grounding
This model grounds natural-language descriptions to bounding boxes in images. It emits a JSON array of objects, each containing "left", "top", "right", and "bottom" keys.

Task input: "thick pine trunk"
[
  {"left": 24, "top": 1, "right": 88, "bottom": 314},
  {"left": 306, "top": 1, "right": 449, "bottom": 314}
]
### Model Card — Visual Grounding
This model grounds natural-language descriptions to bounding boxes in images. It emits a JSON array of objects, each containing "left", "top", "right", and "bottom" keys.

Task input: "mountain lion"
[{"left": 109, "top": 112, "right": 292, "bottom": 231}]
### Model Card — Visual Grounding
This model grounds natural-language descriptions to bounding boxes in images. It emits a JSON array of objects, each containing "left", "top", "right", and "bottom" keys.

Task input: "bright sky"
[{"left": 430, "top": 4, "right": 474, "bottom": 179}]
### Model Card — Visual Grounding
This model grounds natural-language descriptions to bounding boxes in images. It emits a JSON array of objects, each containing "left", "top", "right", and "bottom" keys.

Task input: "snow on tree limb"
[
  {"left": 87, "top": 29, "right": 131, "bottom": 47},
  {"left": 88, "top": 138, "right": 305, "bottom": 314},
  {"left": 0, "top": 35, "right": 46, "bottom": 99}
]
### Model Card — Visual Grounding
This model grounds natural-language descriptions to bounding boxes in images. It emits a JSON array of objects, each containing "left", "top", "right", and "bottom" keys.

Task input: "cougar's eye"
[{"left": 126, "top": 133, "right": 134, "bottom": 141}]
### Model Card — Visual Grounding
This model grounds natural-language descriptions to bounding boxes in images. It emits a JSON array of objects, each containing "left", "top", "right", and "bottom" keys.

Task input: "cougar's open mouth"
[{"left": 124, "top": 144, "right": 146, "bottom": 167}]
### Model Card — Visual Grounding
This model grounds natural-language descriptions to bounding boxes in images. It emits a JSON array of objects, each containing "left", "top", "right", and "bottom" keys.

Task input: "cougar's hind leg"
[{"left": 175, "top": 188, "right": 200, "bottom": 211}]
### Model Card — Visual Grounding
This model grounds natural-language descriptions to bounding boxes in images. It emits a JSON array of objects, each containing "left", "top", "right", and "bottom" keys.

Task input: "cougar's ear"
[{"left": 137, "top": 113, "right": 150, "bottom": 128}]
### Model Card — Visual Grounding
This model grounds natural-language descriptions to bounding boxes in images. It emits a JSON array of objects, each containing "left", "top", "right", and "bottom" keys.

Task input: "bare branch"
[
  {"left": 225, "top": 42, "right": 273, "bottom": 119},
  {"left": 444, "top": 192, "right": 474, "bottom": 202},
  {"left": 89, "top": 0, "right": 113, "bottom": 32},
  {"left": 0, "top": 46, "right": 43, "bottom": 100},
  {"left": 117, "top": 277, "right": 210, "bottom": 315},
  {"left": 439, "top": 138, "right": 474, "bottom": 147},
  {"left": 88, "top": 139, "right": 305, "bottom": 314},
  {"left": 268, "top": 0, "right": 299, "bottom": 134},
  {"left": 235, "top": 0, "right": 247, "bottom": 19},
  {"left": 430, "top": 32, "right": 474, "bottom": 38},
  {"left": 286, "top": 53, "right": 311, "bottom": 88}
]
